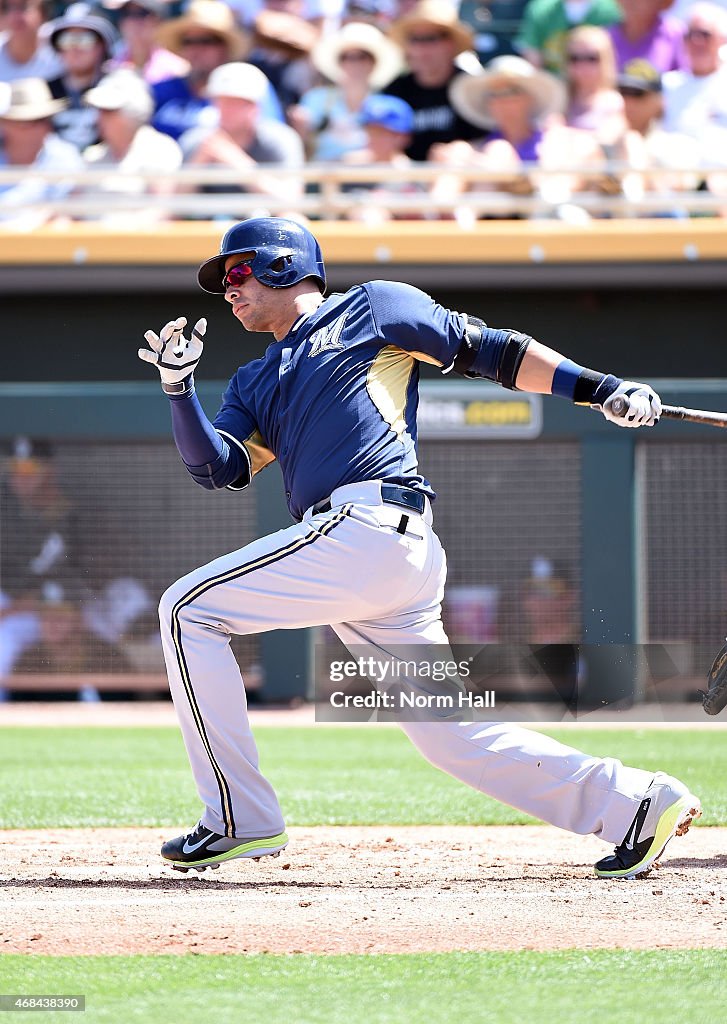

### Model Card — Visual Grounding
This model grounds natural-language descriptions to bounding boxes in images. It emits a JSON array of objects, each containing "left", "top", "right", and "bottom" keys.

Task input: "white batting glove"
[
  {"left": 138, "top": 316, "right": 206, "bottom": 387},
  {"left": 595, "top": 381, "right": 662, "bottom": 428}
]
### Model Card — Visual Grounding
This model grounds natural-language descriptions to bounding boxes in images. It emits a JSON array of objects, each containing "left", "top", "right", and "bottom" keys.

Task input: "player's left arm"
[
  {"left": 441, "top": 310, "right": 660, "bottom": 427},
  {"left": 367, "top": 281, "right": 660, "bottom": 428},
  {"left": 511, "top": 337, "right": 661, "bottom": 428}
]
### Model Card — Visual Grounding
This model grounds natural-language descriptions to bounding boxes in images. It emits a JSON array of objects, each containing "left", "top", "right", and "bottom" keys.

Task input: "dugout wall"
[{"left": 1, "top": 380, "right": 725, "bottom": 709}]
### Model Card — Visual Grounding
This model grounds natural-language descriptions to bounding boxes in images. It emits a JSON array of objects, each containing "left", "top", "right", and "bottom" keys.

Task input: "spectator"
[
  {"left": 518, "top": 557, "right": 580, "bottom": 709},
  {"left": 231, "top": 0, "right": 342, "bottom": 33},
  {"left": 383, "top": 0, "right": 483, "bottom": 159},
  {"left": 619, "top": 54, "right": 665, "bottom": 130},
  {"left": 0, "top": 76, "right": 83, "bottom": 227},
  {"left": 0, "top": 438, "right": 156, "bottom": 701},
  {"left": 609, "top": 0, "right": 687, "bottom": 73},
  {"left": 44, "top": 2, "right": 118, "bottom": 151},
  {"left": 432, "top": 55, "right": 602, "bottom": 215},
  {"left": 617, "top": 58, "right": 698, "bottom": 194},
  {"left": 343, "top": 0, "right": 394, "bottom": 28},
  {"left": 82, "top": 68, "right": 183, "bottom": 220},
  {"left": 152, "top": 0, "right": 250, "bottom": 140},
  {"left": 290, "top": 20, "right": 401, "bottom": 160},
  {"left": 662, "top": 3, "right": 727, "bottom": 140},
  {"left": 564, "top": 25, "right": 626, "bottom": 144},
  {"left": 102, "top": 0, "right": 190, "bottom": 85},
  {"left": 669, "top": 0, "right": 727, "bottom": 23},
  {"left": 247, "top": 8, "right": 318, "bottom": 109},
  {"left": 516, "top": 0, "right": 622, "bottom": 76},
  {"left": 342, "top": 93, "right": 426, "bottom": 218},
  {"left": 0, "top": 0, "right": 63, "bottom": 82},
  {"left": 179, "top": 61, "right": 304, "bottom": 205},
  {"left": 0, "top": 439, "right": 95, "bottom": 700}
]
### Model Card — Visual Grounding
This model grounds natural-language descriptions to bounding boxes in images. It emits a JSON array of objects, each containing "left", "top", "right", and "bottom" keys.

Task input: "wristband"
[
  {"left": 162, "top": 374, "right": 195, "bottom": 398},
  {"left": 551, "top": 360, "right": 621, "bottom": 405}
]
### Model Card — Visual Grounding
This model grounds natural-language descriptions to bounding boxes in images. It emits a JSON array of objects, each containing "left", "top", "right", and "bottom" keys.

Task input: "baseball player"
[{"left": 139, "top": 217, "right": 701, "bottom": 880}]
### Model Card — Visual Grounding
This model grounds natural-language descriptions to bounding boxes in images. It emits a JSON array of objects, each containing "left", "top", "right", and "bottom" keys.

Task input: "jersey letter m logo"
[{"left": 308, "top": 313, "right": 347, "bottom": 358}]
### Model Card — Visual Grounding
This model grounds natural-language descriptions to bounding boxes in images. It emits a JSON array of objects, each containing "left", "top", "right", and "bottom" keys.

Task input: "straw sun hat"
[
  {"left": 0, "top": 78, "right": 68, "bottom": 120},
  {"left": 156, "top": 0, "right": 248, "bottom": 60},
  {"left": 449, "top": 55, "right": 566, "bottom": 130},
  {"left": 312, "top": 21, "right": 402, "bottom": 91},
  {"left": 388, "top": 0, "right": 474, "bottom": 56}
]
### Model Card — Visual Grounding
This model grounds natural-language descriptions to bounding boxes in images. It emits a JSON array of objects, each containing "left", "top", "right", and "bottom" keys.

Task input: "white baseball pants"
[{"left": 158, "top": 481, "right": 652, "bottom": 843}]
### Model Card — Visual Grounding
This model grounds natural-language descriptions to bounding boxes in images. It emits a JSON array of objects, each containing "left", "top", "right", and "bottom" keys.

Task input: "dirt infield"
[{"left": 1, "top": 825, "right": 725, "bottom": 955}]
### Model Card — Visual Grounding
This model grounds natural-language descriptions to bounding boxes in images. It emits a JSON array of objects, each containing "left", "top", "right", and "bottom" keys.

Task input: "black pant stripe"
[{"left": 169, "top": 504, "right": 352, "bottom": 837}]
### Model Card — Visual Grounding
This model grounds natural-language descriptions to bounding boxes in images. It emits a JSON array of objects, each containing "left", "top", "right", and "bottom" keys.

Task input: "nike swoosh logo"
[{"left": 182, "top": 834, "right": 210, "bottom": 855}]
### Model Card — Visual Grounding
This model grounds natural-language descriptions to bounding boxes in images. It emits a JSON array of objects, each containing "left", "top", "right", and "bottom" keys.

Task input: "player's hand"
[
  {"left": 594, "top": 380, "right": 662, "bottom": 428},
  {"left": 138, "top": 316, "right": 206, "bottom": 385}
]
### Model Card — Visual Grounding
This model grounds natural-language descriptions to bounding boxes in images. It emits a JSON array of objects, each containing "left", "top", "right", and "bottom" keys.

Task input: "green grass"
[
  {"left": 0, "top": 726, "right": 724, "bottom": 829},
  {"left": 0, "top": 952, "right": 724, "bottom": 1024}
]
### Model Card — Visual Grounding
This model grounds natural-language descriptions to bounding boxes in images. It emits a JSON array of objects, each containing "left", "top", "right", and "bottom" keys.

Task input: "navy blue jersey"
[{"left": 212, "top": 280, "right": 470, "bottom": 521}]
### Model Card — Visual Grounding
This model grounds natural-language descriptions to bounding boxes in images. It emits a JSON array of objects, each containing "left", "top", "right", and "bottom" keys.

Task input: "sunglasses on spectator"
[
  {"left": 406, "top": 31, "right": 450, "bottom": 44},
  {"left": 567, "top": 52, "right": 600, "bottom": 63},
  {"left": 685, "top": 28, "right": 715, "bottom": 41},
  {"left": 56, "top": 30, "right": 101, "bottom": 50},
  {"left": 619, "top": 87, "right": 650, "bottom": 98},
  {"left": 488, "top": 85, "right": 527, "bottom": 98},
  {"left": 222, "top": 261, "right": 254, "bottom": 289},
  {"left": 339, "top": 49, "right": 375, "bottom": 62},
  {"left": 181, "top": 34, "right": 225, "bottom": 46},
  {"left": 121, "top": 5, "right": 155, "bottom": 19}
]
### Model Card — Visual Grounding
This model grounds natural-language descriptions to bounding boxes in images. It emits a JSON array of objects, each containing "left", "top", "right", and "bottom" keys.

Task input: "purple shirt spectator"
[
  {"left": 609, "top": 13, "right": 687, "bottom": 72},
  {"left": 487, "top": 127, "right": 545, "bottom": 162}
]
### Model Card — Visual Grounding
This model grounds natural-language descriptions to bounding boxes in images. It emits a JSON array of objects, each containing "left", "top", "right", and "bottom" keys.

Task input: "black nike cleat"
[
  {"left": 161, "top": 821, "right": 288, "bottom": 873},
  {"left": 594, "top": 772, "right": 701, "bottom": 880}
]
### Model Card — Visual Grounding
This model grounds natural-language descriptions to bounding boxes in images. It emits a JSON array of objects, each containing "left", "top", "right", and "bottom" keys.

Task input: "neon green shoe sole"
[
  {"left": 594, "top": 796, "right": 701, "bottom": 880},
  {"left": 162, "top": 828, "right": 289, "bottom": 873}
]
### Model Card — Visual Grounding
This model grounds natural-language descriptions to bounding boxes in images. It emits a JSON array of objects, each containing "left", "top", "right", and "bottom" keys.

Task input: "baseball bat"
[{"left": 610, "top": 396, "right": 727, "bottom": 428}]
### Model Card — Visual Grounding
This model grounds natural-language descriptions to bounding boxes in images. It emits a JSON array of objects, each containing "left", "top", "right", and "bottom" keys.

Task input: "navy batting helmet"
[{"left": 197, "top": 217, "right": 326, "bottom": 294}]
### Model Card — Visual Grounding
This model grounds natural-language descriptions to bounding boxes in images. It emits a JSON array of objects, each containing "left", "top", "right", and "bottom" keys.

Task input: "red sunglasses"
[{"left": 222, "top": 261, "right": 254, "bottom": 289}]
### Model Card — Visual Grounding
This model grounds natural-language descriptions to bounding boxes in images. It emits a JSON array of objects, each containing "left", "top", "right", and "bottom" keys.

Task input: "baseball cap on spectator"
[
  {"left": 388, "top": 0, "right": 475, "bottom": 56},
  {"left": 44, "top": 2, "right": 118, "bottom": 58},
  {"left": 0, "top": 77, "right": 68, "bottom": 120},
  {"left": 617, "top": 59, "right": 662, "bottom": 94},
  {"left": 312, "top": 21, "right": 402, "bottom": 90},
  {"left": 85, "top": 68, "right": 154, "bottom": 122},
  {"left": 206, "top": 61, "right": 269, "bottom": 103},
  {"left": 157, "top": 0, "right": 249, "bottom": 60},
  {"left": 360, "top": 93, "right": 414, "bottom": 133},
  {"left": 102, "top": 0, "right": 167, "bottom": 14}
]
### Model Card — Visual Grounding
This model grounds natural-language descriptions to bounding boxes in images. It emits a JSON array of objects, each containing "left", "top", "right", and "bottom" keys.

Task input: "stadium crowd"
[{"left": 1, "top": 0, "right": 727, "bottom": 222}]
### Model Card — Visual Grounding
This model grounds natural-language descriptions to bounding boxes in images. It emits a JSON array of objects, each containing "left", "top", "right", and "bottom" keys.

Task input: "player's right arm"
[{"left": 138, "top": 316, "right": 252, "bottom": 490}]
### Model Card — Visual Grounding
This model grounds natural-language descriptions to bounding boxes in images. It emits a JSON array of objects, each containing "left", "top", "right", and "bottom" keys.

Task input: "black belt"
[{"left": 312, "top": 484, "right": 427, "bottom": 518}]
